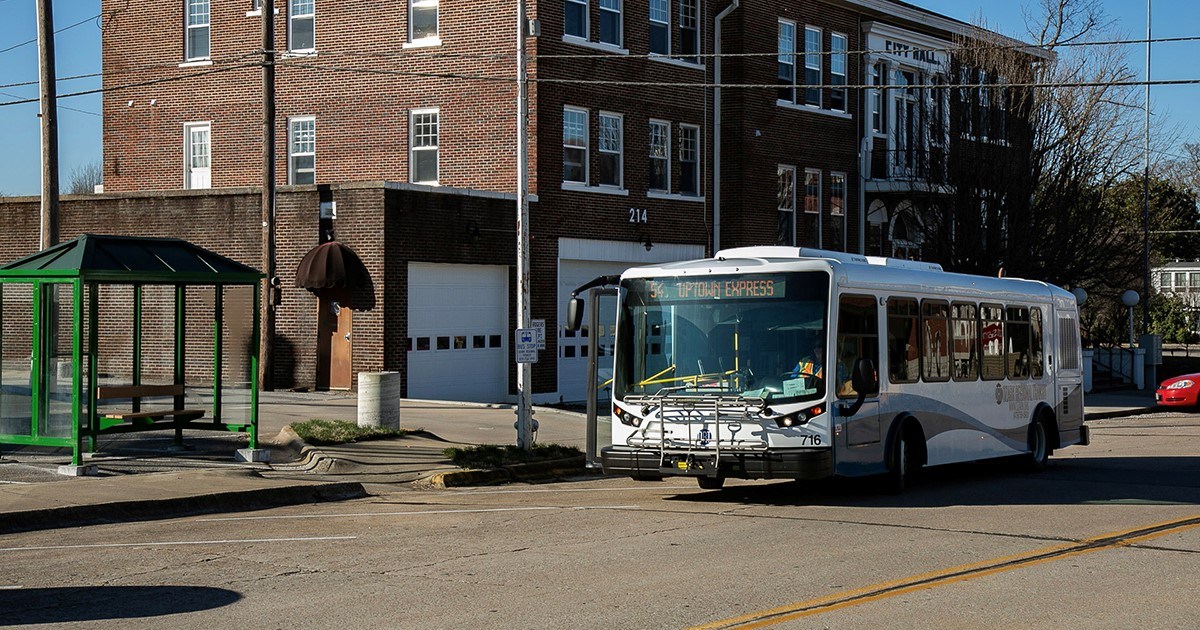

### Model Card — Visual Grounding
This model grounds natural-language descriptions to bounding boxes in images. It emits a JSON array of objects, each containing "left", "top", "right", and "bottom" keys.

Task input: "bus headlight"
[
  {"left": 773, "top": 405, "right": 824, "bottom": 428},
  {"left": 614, "top": 404, "right": 642, "bottom": 427}
]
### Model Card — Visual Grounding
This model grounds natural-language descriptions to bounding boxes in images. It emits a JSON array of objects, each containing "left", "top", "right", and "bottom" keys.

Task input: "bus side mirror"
[
  {"left": 840, "top": 358, "right": 878, "bottom": 418},
  {"left": 566, "top": 297, "right": 584, "bottom": 332}
]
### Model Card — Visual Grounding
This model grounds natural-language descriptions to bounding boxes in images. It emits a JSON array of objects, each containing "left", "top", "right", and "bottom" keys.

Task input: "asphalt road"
[{"left": 1, "top": 411, "right": 1198, "bottom": 629}]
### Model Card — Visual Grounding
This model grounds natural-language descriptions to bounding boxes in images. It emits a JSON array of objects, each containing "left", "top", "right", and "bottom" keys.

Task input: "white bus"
[{"left": 566, "top": 246, "right": 1089, "bottom": 491}]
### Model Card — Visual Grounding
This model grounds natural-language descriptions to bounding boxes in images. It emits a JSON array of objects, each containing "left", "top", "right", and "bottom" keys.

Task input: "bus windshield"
[{"left": 616, "top": 272, "right": 831, "bottom": 405}]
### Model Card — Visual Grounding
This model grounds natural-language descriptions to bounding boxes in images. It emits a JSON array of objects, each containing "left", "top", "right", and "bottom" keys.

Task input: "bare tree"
[
  {"left": 920, "top": 0, "right": 1150, "bottom": 301},
  {"left": 65, "top": 159, "right": 103, "bottom": 195}
]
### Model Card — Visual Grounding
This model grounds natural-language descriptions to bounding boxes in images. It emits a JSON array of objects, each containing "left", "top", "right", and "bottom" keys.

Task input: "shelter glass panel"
[
  {"left": 0, "top": 283, "right": 34, "bottom": 437},
  {"left": 41, "top": 283, "right": 75, "bottom": 438},
  {"left": 220, "top": 285, "right": 256, "bottom": 426}
]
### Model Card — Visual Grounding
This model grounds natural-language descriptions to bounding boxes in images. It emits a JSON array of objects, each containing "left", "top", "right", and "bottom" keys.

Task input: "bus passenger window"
[
  {"left": 981, "top": 304, "right": 1005, "bottom": 380},
  {"left": 1006, "top": 306, "right": 1031, "bottom": 380},
  {"left": 921, "top": 301, "right": 950, "bottom": 382},
  {"left": 1030, "top": 307, "right": 1045, "bottom": 379},
  {"left": 951, "top": 302, "right": 978, "bottom": 381},
  {"left": 887, "top": 298, "right": 919, "bottom": 384}
]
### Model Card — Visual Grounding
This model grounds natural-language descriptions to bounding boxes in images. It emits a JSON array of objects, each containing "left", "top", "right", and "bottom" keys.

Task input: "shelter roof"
[{"left": 0, "top": 234, "right": 262, "bottom": 283}]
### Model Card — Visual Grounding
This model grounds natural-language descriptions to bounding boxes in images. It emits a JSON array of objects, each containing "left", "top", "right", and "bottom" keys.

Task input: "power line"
[
  {"left": 0, "top": 14, "right": 100, "bottom": 56},
  {"left": 0, "top": 89, "right": 99, "bottom": 116},
  {"left": 0, "top": 62, "right": 261, "bottom": 108},
  {"left": 0, "top": 51, "right": 263, "bottom": 90}
]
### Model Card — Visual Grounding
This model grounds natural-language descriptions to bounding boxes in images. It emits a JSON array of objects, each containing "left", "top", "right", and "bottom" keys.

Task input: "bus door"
[
  {"left": 833, "top": 294, "right": 884, "bottom": 476},
  {"left": 1053, "top": 309, "right": 1085, "bottom": 443}
]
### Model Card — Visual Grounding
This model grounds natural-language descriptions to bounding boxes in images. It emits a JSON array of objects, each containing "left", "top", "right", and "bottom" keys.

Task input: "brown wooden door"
[{"left": 317, "top": 291, "right": 353, "bottom": 390}]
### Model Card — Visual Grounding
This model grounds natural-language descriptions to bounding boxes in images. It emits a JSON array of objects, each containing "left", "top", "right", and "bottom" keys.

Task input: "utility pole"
[
  {"left": 36, "top": 0, "right": 59, "bottom": 250},
  {"left": 261, "top": 0, "right": 277, "bottom": 390},
  {"left": 1141, "top": 0, "right": 1151, "bottom": 336},
  {"left": 515, "top": 0, "right": 533, "bottom": 449}
]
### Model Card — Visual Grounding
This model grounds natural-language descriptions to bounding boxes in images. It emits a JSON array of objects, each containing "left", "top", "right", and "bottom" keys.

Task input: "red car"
[{"left": 1156, "top": 373, "right": 1200, "bottom": 407}]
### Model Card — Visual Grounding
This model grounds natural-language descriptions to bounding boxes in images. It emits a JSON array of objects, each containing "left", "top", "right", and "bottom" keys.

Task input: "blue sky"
[{"left": 0, "top": 1, "right": 1197, "bottom": 196}]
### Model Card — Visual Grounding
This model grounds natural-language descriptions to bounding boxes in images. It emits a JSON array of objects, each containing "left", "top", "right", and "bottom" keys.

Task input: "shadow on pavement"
[
  {"left": 662, "top": 456, "right": 1200, "bottom": 508},
  {"left": 0, "top": 585, "right": 241, "bottom": 624}
]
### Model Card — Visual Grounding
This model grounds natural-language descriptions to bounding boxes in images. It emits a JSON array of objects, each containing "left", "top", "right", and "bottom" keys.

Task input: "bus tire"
[
  {"left": 630, "top": 474, "right": 664, "bottom": 482},
  {"left": 884, "top": 432, "right": 918, "bottom": 494},
  {"left": 697, "top": 476, "right": 726, "bottom": 490},
  {"left": 1023, "top": 419, "right": 1050, "bottom": 472}
]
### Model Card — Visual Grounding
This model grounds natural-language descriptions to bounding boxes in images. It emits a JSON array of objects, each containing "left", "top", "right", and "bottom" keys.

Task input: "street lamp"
[{"left": 1122, "top": 290, "right": 1140, "bottom": 348}]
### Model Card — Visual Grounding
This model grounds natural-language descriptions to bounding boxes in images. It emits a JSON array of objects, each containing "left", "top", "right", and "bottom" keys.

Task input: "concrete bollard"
[{"left": 358, "top": 372, "right": 402, "bottom": 430}]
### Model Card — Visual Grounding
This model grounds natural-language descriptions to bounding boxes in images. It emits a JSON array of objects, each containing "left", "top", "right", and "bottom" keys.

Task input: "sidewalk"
[{"left": 0, "top": 389, "right": 1164, "bottom": 534}]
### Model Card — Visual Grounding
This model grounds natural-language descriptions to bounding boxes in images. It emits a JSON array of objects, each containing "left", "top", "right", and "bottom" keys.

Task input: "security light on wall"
[{"left": 319, "top": 201, "right": 337, "bottom": 219}]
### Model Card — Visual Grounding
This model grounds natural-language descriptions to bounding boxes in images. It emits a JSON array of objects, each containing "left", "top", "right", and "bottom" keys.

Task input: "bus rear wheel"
[
  {"left": 697, "top": 476, "right": 726, "bottom": 490},
  {"left": 1023, "top": 420, "right": 1050, "bottom": 472}
]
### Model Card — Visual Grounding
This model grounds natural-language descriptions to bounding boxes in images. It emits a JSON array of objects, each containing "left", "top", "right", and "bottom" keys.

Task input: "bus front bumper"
[{"left": 601, "top": 446, "right": 833, "bottom": 480}]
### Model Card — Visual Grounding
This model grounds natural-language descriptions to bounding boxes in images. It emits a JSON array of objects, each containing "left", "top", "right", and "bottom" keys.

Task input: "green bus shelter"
[{"left": 0, "top": 234, "right": 264, "bottom": 466}]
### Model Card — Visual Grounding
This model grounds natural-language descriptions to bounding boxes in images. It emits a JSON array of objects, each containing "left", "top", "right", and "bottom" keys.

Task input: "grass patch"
[
  {"left": 291, "top": 419, "right": 406, "bottom": 446},
  {"left": 443, "top": 443, "right": 583, "bottom": 469}
]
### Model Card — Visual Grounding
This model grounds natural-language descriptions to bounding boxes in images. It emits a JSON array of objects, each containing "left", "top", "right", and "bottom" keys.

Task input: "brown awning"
[{"left": 295, "top": 241, "right": 368, "bottom": 289}]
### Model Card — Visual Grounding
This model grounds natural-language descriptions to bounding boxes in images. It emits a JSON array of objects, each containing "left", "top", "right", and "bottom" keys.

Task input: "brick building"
[{"left": 80, "top": 0, "right": 1041, "bottom": 402}]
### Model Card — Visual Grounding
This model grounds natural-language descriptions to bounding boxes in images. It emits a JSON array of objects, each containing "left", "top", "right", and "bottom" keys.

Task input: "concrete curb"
[
  {"left": 425, "top": 455, "right": 598, "bottom": 488},
  {"left": 1085, "top": 407, "right": 1160, "bottom": 421},
  {"left": 0, "top": 478, "right": 368, "bottom": 536}
]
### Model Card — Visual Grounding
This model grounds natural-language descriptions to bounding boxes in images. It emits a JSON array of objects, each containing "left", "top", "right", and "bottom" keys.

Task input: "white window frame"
[
  {"left": 778, "top": 165, "right": 796, "bottom": 246},
  {"left": 598, "top": 0, "right": 623, "bottom": 48},
  {"left": 778, "top": 19, "right": 796, "bottom": 104},
  {"left": 871, "top": 63, "right": 886, "bottom": 134},
  {"left": 288, "top": 116, "right": 316, "bottom": 185},
  {"left": 565, "top": 0, "right": 588, "bottom": 40},
  {"left": 830, "top": 32, "right": 847, "bottom": 112},
  {"left": 289, "top": 0, "right": 316, "bottom": 53},
  {"left": 804, "top": 26, "right": 822, "bottom": 108},
  {"left": 185, "top": 0, "right": 211, "bottom": 61},
  {"left": 649, "top": 0, "right": 669, "bottom": 56},
  {"left": 183, "top": 121, "right": 212, "bottom": 190},
  {"left": 562, "top": 106, "right": 589, "bottom": 185},
  {"left": 648, "top": 119, "right": 670, "bottom": 193},
  {"left": 598, "top": 112, "right": 624, "bottom": 189},
  {"left": 409, "top": 108, "right": 440, "bottom": 185},
  {"left": 679, "top": 123, "right": 700, "bottom": 197},
  {"left": 408, "top": 0, "right": 440, "bottom": 45}
]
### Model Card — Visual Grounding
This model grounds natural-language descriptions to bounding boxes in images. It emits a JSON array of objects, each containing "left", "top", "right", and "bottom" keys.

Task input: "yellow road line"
[{"left": 691, "top": 513, "right": 1200, "bottom": 630}]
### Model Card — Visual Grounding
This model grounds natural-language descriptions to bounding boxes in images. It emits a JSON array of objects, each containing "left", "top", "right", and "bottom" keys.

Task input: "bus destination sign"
[{"left": 647, "top": 277, "right": 786, "bottom": 301}]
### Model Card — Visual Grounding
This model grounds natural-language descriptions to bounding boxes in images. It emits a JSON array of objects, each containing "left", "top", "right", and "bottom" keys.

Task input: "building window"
[
  {"left": 777, "top": 165, "right": 796, "bottom": 246},
  {"left": 959, "top": 67, "right": 974, "bottom": 137},
  {"left": 830, "top": 173, "right": 845, "bottom": 216},
  {"left": 563, "top": 107, "right": 588, "bottom": 184},
  {"left": 871, "top": 63, "right": 886, "bottom": 133},
  {"left": 186, "top": 0, "right": 210, "bottom": 61},
  {"left": 649, "top": 120, "right": 670, "bottom": 192},
  {"left": 649, "top": 0, "right": 669, "bottom": 55},
  {"left": 598, "top": 112, "right": 623, "bottom": 188},
  {"left": 777, "top": 20, "right": 796, "bottom": 103},
  {"left": 410, "top": 108, "right": 439, "bottom": 184},
  {"left": 679, "top": 124, "right": 699, "bottom": 196},
  {"left": 678, "top": 0, "right": 698, "bottom": 62},
  {"left": 599, "top": 0, "right": 622, "bottom": 47},
  {"left": 830, "top": 33, "right": 847, "bottom": 112},
  {"left": 410, "top": 0, "right": 438, "bottom": 42},
  {"left": 804, "top": 169, "right": 821, "bottom": 214},
  {"left": 289, "top": 0, "right": 315, "bottom": 52},
  {"left": 565, "top": 0, "right": 587, "bottom": 39},
  {"left": 804, "top": 26, "right": 821, "bottom": 107},
  {"left": 979, "top": 70, "right": 991, "bottom": 140},
  {"left": 288, "top": 116, "right": 316, "bottom": 185},
  {"left": 184, "top": 122, "right": 211, "bottom": 190}
]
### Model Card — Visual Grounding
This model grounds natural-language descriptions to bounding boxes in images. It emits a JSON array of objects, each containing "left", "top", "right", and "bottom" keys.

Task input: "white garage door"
[{"left": 408, "top": 263, "right": 509, "bottom": 403}]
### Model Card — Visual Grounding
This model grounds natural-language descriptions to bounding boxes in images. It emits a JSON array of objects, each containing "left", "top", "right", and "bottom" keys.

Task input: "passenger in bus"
[{"left": 836, "top": 348, "right": 856, "bottom": 397}]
